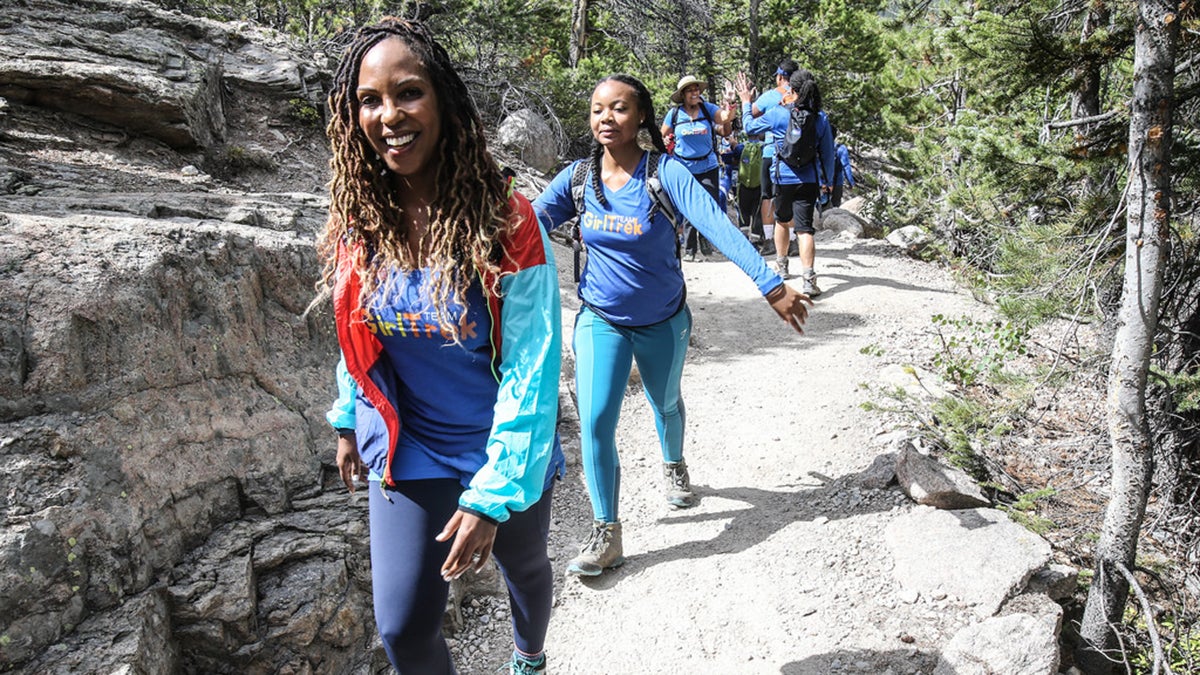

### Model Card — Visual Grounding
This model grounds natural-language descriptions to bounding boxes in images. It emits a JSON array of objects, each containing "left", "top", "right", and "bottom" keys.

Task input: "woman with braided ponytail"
[
  {"left": 533, "top": 74, "right": 813, "bottom": 577},
  {"left": 319, "top": 18, "right": 562, "bottom": 674}
]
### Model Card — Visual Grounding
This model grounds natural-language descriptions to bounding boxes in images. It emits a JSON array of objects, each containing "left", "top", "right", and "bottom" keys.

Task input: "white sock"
[{"left": 765, "top": 223, "right": 776, "bottom": 239}]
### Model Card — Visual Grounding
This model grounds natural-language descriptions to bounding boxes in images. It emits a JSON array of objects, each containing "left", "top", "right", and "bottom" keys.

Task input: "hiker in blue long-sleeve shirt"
[
  {"left": 736, "top": 69, "right": 835, "bottom": 296},
  {"left": 533, "top": 74, "right": 813, "bottom": 577}
]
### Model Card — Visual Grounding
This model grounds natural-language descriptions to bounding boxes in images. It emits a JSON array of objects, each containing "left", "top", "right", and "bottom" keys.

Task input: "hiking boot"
[
  {"left": 773, "top": 257, "right": 790, "bottom": 279},
  {"left": 758, "top": 239, "right": 776, "bottom": 257},
  {"left": 801, "top": 274, "right": 822, "bottom": 297},
  {"left": 503, "top": 651, "right": 547, "bottom": 674},
  {"left": 684, "top": 252, "right": 697, "bottom": 263},
  {"left": 787, "top": 239, "right": 800, "bottom": 257},
  {"left": 664, "top": 460, "right": 696, "bottom": 508},
  {"left": 566, "top": 521, "right": 624, "bottom": 576}
]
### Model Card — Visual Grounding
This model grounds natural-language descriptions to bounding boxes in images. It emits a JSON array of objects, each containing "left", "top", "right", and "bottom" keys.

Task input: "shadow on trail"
[
  {"left": 780, "top": 647, "right": 942, "bottom": 674},
  {"left": 592, "top": 470, "right": 899, "bottom": 580}
]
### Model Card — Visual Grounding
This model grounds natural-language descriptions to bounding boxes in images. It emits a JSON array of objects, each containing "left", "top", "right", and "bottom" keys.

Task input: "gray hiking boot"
[
  {"left": 664, "top": 460, "right": 696, "bottom": 508},
  {"left": 566, "top": 521, "right": 624, "bottom": 576},
  {"left": 801, "top": 274, "right": 822, "bottom": 297},
  {"left": 774, "top": 256, "right": 790, "bottom": 279}
]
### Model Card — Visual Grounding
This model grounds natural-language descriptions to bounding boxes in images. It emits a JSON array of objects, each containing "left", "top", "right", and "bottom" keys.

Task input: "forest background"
[{"left": 156, "top": 0, "right": 1197, "bottom": 670}]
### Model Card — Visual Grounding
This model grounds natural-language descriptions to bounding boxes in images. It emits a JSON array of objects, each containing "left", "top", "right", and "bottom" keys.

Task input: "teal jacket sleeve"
[
  {"left": 325, "top": 353, "right": 357, "bottom": 430},
  {"left": 458, "top": 223, "right": 562, "bottom": 522}
]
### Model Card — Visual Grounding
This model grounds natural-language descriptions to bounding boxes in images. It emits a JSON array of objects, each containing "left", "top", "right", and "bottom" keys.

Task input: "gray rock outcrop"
[
  {"left": 819, "top": 206, "right": 882, "bottom": 239},
  {"left": 885, "top": 506, "right": 1053, "bottom": 618},
  {"left": 497, "top": 109, "right": 559, "bottom": 175},
  {"left": 0, "top": 1, "right": 375, "bottom": 671},
  {"left": 895, "top": 443, "right": 991, "bottom": 509},
  {"left": 886, "top": 224, "right": 934, "bottom": 254}
]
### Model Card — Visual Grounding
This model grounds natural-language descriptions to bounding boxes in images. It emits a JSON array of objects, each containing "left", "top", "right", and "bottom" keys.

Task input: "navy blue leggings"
[{"left": 367, "top": 479, "right": 555, "bottom": 673}]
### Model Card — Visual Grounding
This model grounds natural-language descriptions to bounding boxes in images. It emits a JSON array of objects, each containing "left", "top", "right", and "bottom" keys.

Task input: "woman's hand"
[
  {"left": 733, "top": 72, "right": 756, "bottom": 104},
  {"left": 765, "top": 283, "right": 815, "bottom": 334},
  {"left": 436, "top": 510, "right": 498, "bottom": 581},
  {"left": 721, "top": 79, "right": 737, "bottom": 106},
  {"left": 336, "top": 434, "right": 367, "bottom": 492}
]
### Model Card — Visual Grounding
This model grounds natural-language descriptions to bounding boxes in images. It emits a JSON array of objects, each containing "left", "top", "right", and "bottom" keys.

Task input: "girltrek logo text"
[{"left": 581, "top": 211, "right": 645, "bottom": 236}]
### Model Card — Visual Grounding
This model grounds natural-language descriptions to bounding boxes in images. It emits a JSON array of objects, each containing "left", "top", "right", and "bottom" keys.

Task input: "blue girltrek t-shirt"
[
  {"left": 533, "top": 153, "right": 782, "bottom": 327},
  {"left": 670, "top": 100, "right": 721, "bottom": 174},
  {"left": 742, "top": 103, "right": 836, "bottom": 187},
  {"left": 362, "top": 270, "right": 497, "bottom": 483}
]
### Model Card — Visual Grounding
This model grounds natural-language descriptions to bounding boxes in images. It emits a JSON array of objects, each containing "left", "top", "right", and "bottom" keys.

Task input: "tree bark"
[
  {"left": 748, "top": 0, "right": 761, "bottom": 80},
  {"left": 569, "top": 0, "right": 589, "bottom": 68},
  {"left": 1076, "top": 0, "right": 1178, "bottom": 671}
]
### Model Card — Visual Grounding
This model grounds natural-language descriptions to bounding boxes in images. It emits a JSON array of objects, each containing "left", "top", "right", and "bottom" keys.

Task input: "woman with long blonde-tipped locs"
[
  {"left": 533, "top": 74, "right": 813, "bottom": 577},
  {"left": 318, "top": 17, "right": 562, "bottom": 674}
]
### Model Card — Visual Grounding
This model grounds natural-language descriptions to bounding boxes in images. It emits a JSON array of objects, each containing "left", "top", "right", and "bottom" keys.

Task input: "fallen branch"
[
  {"left": 1045, "top": 110, "right": 1121, "bottom": 129},
  {"left": 1114, "top": 560, "right": 1174, "bottom": 675}
]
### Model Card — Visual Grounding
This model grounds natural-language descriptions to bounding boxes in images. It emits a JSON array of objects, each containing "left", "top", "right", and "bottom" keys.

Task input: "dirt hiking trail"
[{"left": 449, "top": 232, "right": 994, "bottom": 675}]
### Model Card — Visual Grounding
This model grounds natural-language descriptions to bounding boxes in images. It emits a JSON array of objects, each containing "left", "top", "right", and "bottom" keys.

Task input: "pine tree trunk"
[
  {"left": 1075, "top": 0, "right": 1178, "bottom": 671},
  {"left": 748, "top": 0, "right": 761, "bottom": 79},
  {"left": 569, "top": 0, "right": 589, "bottom": 68}
]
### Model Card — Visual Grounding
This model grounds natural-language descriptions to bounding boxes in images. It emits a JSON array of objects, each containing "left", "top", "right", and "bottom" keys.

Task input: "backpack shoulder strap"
[
  {"left": 568, "top": 159, "right": 590, "bottom": 283},
  {"left": 645, "top": 152, "right": 682, "bottom": 261},
  {"left": 668, "top": 106, "right": 680, "bottom": 130},
  {"left": 569, "top": 159, "right": 589, "bottom": 219}
]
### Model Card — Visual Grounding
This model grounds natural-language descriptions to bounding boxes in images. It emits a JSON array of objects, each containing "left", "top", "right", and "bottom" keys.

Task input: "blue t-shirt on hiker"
[
  {"left": 753, "top": 89, "right": 785, "bottom": 158},
  {"left": 532, "top": 152, "right": 782, "bottom": 327},
  {"left": 741, "top": 102, "right": 836, "bottom": 187},
  {"left": 669, "top": 101, "right": 721, "bottom": 174}
]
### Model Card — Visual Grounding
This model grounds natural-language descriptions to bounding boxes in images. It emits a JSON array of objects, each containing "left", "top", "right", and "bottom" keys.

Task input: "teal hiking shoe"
[{"left": 503, "top": 651, "right": 546, "bottom": 674}]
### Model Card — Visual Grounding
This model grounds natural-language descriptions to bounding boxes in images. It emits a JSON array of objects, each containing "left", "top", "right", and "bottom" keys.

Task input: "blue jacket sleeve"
[
  {"left": 531, "top": 162, "right": 580, "bottom": 232},
  {"left": 325, "top": 353, "right": 357, "bottom": 430},
  {"left": 458, "top": 224, "right": 562, "bottom": 522},
  {"left": 741, "top": 101, "right": 774, "bottom": 136},
  {"left": 837, "top": 144, "right": 855, "bottom": 187},
  {"left": 819, "top": 114, "right": 836, "bottom": 187},
  {"left": 658, "top": 156, "right": 783, "bottom": 296}
]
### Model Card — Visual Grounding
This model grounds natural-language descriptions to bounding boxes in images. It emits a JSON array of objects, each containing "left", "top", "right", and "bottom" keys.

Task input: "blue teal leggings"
[
  {"left": 367, "top": 479, "right": 555, "bottom": 673},
  {"left": 573, "top": 304, "right": 692, "bottom": 522}
]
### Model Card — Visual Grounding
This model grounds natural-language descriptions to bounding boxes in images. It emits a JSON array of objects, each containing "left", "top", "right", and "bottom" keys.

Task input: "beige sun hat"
[{"left": 670, "top": 75, "right": 707, "bottom": 104}]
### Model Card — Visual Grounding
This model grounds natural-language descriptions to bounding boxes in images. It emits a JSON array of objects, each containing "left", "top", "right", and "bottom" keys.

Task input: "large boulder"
[
  {"left": 497, "top": 109, "right": 559, "bottom": 174},
  {"left": 0, "top": 208, "right": 348, "bottom": 670},
  {"left": 819, "top": 206, "right": 882, "bottom": 239},
  {"left": 895, "top": 443, "right": 990, "bottom": 510},
  {"left": 885, "top": 506, "right": 1053, "bottom": 618}
]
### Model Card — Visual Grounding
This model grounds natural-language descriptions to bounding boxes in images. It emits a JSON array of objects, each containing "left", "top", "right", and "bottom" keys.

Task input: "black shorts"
[
  {"left": 774, "top": 182, "right": 820, "bottom": 234},
  {"left": 760, "top": 156, "right": 775, "bottom": 200}
]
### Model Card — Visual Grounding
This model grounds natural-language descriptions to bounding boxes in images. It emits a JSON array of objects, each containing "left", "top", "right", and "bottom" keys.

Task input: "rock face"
[
  {"left": 0, "top": 1, "right": 382, "bottom": 672},
  {"left": 0, "top": 0, "right": 324, "bottom": 149},
  {"left": 886, "top": 506, "right": 1053, "bottom": 618},
  {"left": 819, "top": 206, "right": 882, "bottom": 239}
]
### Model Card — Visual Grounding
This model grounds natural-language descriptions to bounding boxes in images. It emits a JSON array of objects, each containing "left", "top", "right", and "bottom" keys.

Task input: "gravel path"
[{"left": 451, "top": 231, "right": 987, "bottom": 674}]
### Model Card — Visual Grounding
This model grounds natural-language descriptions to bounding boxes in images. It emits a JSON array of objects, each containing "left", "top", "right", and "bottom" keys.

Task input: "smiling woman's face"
[
  {"left": 356, "top": 37, "right": 441, "bottom": 181},
  {"left": 590, "top": 80, "right": 642, "bottom": 151}
]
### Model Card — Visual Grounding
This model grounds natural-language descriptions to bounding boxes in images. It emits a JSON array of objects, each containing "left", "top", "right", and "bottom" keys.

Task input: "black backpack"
[
  {"left": 568, "top": 152, "right": 680, "bottom": 282},
  {"left": 778, "top": 101, "right": 820, "bottom": 173}
]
